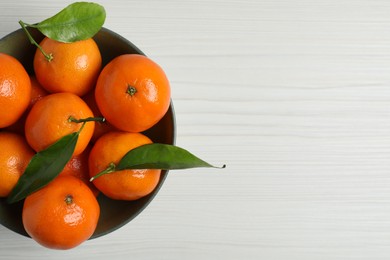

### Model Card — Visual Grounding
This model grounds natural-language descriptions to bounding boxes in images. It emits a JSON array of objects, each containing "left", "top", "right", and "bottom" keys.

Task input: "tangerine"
[
  {"left": 24, "top": 92, "right": 95, "bottom": 156},
  {"left": 5, "top": 75, "right": 48, "bottom": 135},
  {"left": 22, "top": 175, "right": 100, "bottom": 250},
  {"left": 0, "top": 132, "right": 34, "bottom": 197},
  {"left": 83, "top": 90, "right": 117, "bottom": 143},
  {"left": 95, "top": 54, "right": 171, "bottom": 133},
  {"left": 89, "top": 131, "right": 161, "bottom": 200},
  {"left": 34, "top": 37, "right": 102, "bottom": 96},
  {"left": 60, "top": 145, "right": 99, "bottom": 196},
  {"left": 0, "top": 53, "right": 31, "bottom": 128},
  {"left": 29, "top": 75, "right": 49, "bottom": 107}
]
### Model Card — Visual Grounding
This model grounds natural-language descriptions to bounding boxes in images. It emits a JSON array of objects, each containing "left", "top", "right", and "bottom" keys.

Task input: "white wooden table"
[{"left": 2, "top": 0, "right": 390, "bottom": 259}]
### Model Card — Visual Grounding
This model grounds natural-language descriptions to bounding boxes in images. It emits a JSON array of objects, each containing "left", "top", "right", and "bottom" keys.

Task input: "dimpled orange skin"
[
  {"left": 24, "top": 92, "right": 95, "bottom": 156},
  {"left": 0, "top": 132, "right": 34, "bottom": 197},
  {"left": 34, "top": 37, "right": 102, "bottom": 96},
  {"left": 0, "top": 53, "right": 31, "bottom": 128},
  {"left": 95, "top": 54, "right": 171, "bottom": 133},
  {"left": 22, "top": 175, "right": 100, "bottom": 250},
  {"left": 89, "top": 131, "right": 161, "bottom": 200}
]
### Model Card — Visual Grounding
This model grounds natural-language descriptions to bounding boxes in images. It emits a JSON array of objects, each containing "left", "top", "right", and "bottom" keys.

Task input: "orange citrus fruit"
[
  {"left": 60, "top": 145, "right": 99, "bottom": 196},
  {"left": 22, "top": 175, "right": 100, "bottom": 250},
  {"left": 0, "top": 53, "right": 31, "bottom": 128},
  {"left": 24, "top": 92, "right": 95, "bottom": 156},
  {"left": 89, "top": 131, "right": 161, "bottom": 200},
  {"left": 0, "top": 132, "right": 34, "bottom": 197},
  {"left": 29, "top": 75, "right": 49, "bottom": 107},
  {"left": 95, "top": 54, "right": 171, "bottom": 133},
  {"left": 34, "top": 37, "right": 102, "bottom": 96},
  {"left": 83, "top": 90, "right": 117, "bottom": 143},
  {"left": 5, "top": 75, "right": 48, "bottom": 135}
]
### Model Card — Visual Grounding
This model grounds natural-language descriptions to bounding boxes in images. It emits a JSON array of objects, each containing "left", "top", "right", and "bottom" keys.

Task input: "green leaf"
[
  {"left": 33, "top": 2, "right": 106, "bottom": 42},
  {"left": 117, "top": 143, "right": 226, "bottom": 171},
  {"left": 6, "top": 131, "right": 80, "bottom": 204}
]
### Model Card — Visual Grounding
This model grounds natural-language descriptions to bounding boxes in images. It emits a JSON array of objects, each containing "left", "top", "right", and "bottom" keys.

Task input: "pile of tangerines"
[{"left": 0, "top": 35, "right": 170, "bottom": 249}]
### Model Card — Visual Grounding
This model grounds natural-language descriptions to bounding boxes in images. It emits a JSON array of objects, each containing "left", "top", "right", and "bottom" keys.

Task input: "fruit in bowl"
[
  {"left": 0, "top": 2, "right": 223, "bottom": 250},
  {"left": 0, "top": 25, "right": 176, "bottom": 248}
]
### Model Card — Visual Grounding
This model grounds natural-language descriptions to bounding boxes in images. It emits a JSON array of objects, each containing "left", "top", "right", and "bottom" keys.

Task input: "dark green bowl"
[{"left": 0, "top": 27, "right": 175, "bottom": 239}]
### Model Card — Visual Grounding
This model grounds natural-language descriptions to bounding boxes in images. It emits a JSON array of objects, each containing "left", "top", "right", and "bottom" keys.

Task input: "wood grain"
[{"left": 2, "top": 0, "right": 390, "bottom": 259}]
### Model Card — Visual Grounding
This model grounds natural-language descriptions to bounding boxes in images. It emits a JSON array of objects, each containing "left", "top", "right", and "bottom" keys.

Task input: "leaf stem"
[
  {"left": 77, "top": 121, "right": 86, "bottom": 134},
  {"left": 19, "top": 20, "right": 53, "bottom": 61},
  {"left": 68, "top": 116, "right": 106, "bottom": 124},
  {"left": 90, "top": 162, "right": 116, "bottom": 182}
]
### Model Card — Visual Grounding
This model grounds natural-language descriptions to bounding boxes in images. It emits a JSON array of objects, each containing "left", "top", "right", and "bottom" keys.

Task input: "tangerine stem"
[
  {"left": 64, "top": 194, "right": 73, "bottom": 205},
  {"left": 126, "top": 85, "right": 137, "bottom": 96},
  {"left": 19, "top": 20, "right": 53, "bottom": 62},
  {"left": 90, "top": 162, "right": 116, "bottom": 182},
  {"left": 68, "top": 116, "right": 105, "bottom": 124}
]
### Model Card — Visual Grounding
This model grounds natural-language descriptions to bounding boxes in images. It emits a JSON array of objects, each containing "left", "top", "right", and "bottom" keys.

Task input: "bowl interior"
[{"left": 0, "top": 28, "right": 175, "bottom": 239}]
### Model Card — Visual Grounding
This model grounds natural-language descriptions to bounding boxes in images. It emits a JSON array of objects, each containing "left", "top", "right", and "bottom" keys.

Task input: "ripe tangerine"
[
  {"left": 0, "top": 132, "right": 34, "bottom": 197},
  {"left": 24, "top": 92, "right": 95, "bottom": 156},
  {"left": 0, "top": 53, "right": 31, "bottom": 128},
  {"left": 95, "top": 54, "right": 171, "bottom": 133},
  {"left": 89, "top": 131, "right": 161, "bottom": 200},
  {"left": 22, "top": 175, "right": 100, "bottom": 250},
  {"left": 34, "top": 37, "right": 102, "bottom": 96},
  {"left": 60, "top": 145, "right": 99, "bottom": 196}
]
